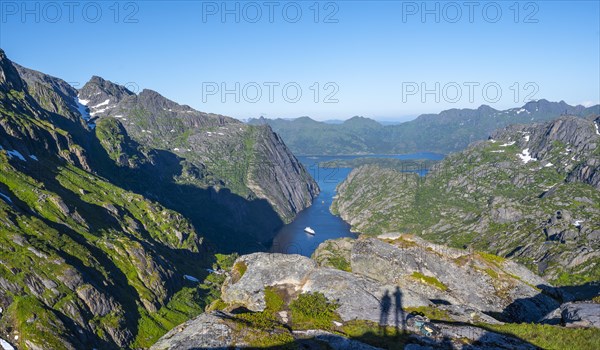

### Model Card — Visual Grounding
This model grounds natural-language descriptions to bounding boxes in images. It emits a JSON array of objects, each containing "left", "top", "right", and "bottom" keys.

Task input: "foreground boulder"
[
  {"left": 150, "top": 313, "right": 236, "bottom": 349},
  {"left": 219, "top": 236, "right": 564, "bottom": 326},
  {"left": 150, "top": 311, "right": 385, "bottom": 350},
  {"left": 221, "top": 251, "right": 431, "bottom": 325},
  {"left": 301, "top": 267, "right": 430, "bottom": 325},
  {"left": 561, "top": 303, "right": 600, "bottom": 328},
  {"left": 316, "top": 235, "right": 560, "bottom": 322},
  {"left": 151, "top": 311, "right": 537, "bottom": 350},
  {"left": 153, "top": 236, "right": 554, "bottom": 349},
  {"left": 221, "top": 253, "right": 317, "bottom": 311},
  {"left": 541, "top": 302, "right": 600, "bottom": 328}
]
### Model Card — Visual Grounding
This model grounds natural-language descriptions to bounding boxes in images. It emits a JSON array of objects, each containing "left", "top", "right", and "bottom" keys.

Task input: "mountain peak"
[
  {"left": 81, "top": 76, "right": 134, "bottom": 95},
  {"left": 78, "top": 76, "right": 134, "bottom": 108},
  {"left": 343, "top": 116, "right": 381, "bottom": 128},
  {"left": 139, "top": 88, "right": 162, "bottom": 98},
  {"left": 89, "top": 75, "right": 105, "bottom": 83},
  {"left": 137, "top": 88, "right": 183, "bottom": 111},
  {"left": 293, "top": 116, "right": 319, "bottom": 124},
  {"left": 0, "top": 49, "right": 24, "bottom": 92}
]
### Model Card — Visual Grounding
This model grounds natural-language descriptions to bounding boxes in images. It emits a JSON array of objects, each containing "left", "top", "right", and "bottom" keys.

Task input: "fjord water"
[{"left": 269, "top": 153, "right": 444, "bottom": 256}]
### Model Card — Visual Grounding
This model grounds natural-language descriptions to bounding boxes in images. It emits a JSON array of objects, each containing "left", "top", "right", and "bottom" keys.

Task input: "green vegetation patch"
[
  {"left": 484, "top": 323, "right": 600, "bottom": 350},
  {"left": 410, "top": 272, "right": 448, "bottom": 291},
  {"left": 478, "top": 252, "right": 506, "bottom": 266},
  {"left": 389, "top": 236, "right": 418, "bottom": 248},
  {"left": 483, "top": 268, "right": 499, "bottom": 279},
  {"left": 404, "top": 306, "right": 451, "bottom": 321},
  {"left": 233, "top": 287, "right": 294, "bottom": 348},
  {"left": 290, "top": 292, "right": 340, "bottom": 330},
  {"left": 328, "top": 254, "right": 352, "bottom": 272},
  {"left": 231, "top": 261, "right": 248, "bottom": 284},
  {"left": 315, "top": 241, "right": 352, "bottom": 272},
  {"left": 133, "top": 287, "right": 206, "bottom": 348}
]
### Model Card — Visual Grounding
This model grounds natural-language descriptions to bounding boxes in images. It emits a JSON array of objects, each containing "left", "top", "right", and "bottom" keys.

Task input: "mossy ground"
[
  {"left": 313, "top": 241, "right": 352, "bottom": 272},
  {"left": 410, "top": 272, "right": 448, "bottom": 291},
  {"left": 484, "top": 323, "right": 600, "bottom": 350},
  {"left": 290, "top": 292, "right": 340, "bottom": 330}
]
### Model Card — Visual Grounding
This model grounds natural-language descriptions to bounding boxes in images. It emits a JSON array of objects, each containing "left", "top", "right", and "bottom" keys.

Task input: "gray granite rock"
[
  {"left": 149, "top": 313, "right": 237, "bottom": 350},
  {"left": 302, "top": 267, "right": 430, "bottom": 325},
  {"left": 294, "top": 330, "right": 384, "bottom": 350},
  {"left": 350, "top": 237, "right": 560, "bottom": 322},
  {"left": 221, "top": 253, "right": 316, "bottom": 311},
  {"left": 560, "top": 302, "right": 600, "bottom": 328}
]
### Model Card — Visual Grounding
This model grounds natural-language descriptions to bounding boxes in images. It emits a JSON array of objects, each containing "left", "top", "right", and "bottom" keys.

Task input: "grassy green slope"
[{"left": 0, "top": 67, "right": 211, "bottom": 349}]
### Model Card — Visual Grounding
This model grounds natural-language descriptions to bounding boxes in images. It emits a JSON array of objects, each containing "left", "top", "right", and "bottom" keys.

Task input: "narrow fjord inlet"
[{"left": 270, "top": 153, "right": 444, "bottom": 256}]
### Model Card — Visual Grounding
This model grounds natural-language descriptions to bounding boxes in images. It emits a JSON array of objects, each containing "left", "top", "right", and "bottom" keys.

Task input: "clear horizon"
[{"left": 1, "top": 1, "right": 599, "bottom": 121}]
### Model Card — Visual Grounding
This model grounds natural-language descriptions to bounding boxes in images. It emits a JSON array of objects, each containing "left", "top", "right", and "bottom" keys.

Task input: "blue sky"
[{"left": 1, "top": 1, "right": 599, "bottom": 121}]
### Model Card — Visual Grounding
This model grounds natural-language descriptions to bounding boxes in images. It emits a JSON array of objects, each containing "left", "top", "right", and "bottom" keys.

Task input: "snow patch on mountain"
[
  {"left": 92, "top": 99, "right": 110, "bottom": 109},
  {"left": 75, "top": 97, "right": 95, "bottom": 129},
  {"left": 90, "top": 106, "right": 114, "bottom": 116},
  {"left": 518, "top": 148, "right": 537, "bottom": 164},
  {"left": 516, "top": 108, "right": 529, "bottom": 114}
]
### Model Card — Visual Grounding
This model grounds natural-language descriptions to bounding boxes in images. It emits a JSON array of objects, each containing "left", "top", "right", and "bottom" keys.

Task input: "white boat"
[{"left": 304, "top": 227, "right": 316, "bottom": 235}]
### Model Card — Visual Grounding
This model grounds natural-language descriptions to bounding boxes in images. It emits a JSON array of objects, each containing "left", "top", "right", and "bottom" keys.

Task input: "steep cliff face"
[
  {"left": 0, "top": 49, "right": 209, "bottom": 349},
  {"left": 76, "top": 78, "right": 319, "bottom": 225},
  {"left": 246, "top": 127, "right": 319, "bottom": 221},
  {"left": 333, "top": 117, "right": 600, "bottom": 285}
]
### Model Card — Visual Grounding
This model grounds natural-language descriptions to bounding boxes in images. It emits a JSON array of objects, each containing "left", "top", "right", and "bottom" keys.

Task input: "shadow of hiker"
[
  {"left": 379, "top": 290, "right": 392, "bottom": 336},
  {"left": 394, "top": 286, "right": 406, "bottom": 334}
]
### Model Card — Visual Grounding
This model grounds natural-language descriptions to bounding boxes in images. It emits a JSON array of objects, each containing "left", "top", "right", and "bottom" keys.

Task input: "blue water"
[{"left": 269, "top": 153, "right": 444, "bottom": 256}]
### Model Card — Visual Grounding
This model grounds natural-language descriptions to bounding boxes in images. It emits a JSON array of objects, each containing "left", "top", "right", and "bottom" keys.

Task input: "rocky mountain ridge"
[
  {"left": 75, "top": 74, "right": 319, "bottom": 227},
  {"left": 9, "top": 52, "right": 318, "bottom": 252},
  {"left": 332, "top": 116, "right": 600, "bottom": 286},
  {"left": 249, "top": 102, "right": 600, "bottom": 155}
]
